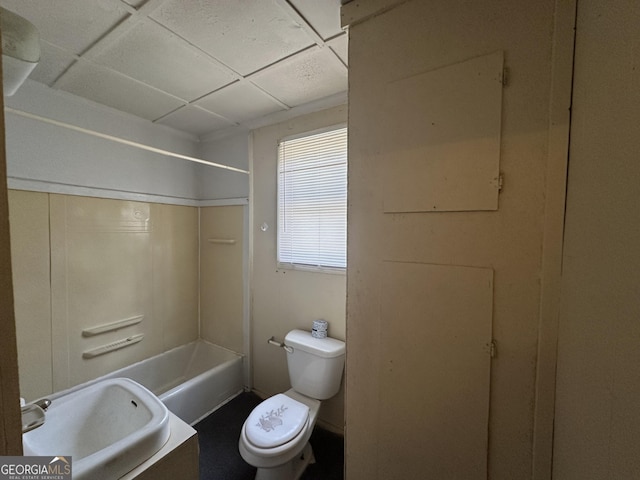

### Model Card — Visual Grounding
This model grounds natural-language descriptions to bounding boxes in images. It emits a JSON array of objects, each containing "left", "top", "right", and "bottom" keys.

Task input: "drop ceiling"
[{"left": 0, "top": 0, "right": 348, "bottom": 138}]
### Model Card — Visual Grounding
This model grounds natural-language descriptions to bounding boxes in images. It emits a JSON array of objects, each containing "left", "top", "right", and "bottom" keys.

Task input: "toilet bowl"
[
  {"left": 238, "top": 330, "right": 345, "bottom": 480},
  {"left": 239, "top": 390, "right": 320, "bottom": 479}
]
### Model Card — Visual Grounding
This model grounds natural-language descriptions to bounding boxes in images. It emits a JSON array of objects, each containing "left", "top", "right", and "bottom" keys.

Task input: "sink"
[{"left": 23, "top": 378, "right": 170, "bottom": 480}]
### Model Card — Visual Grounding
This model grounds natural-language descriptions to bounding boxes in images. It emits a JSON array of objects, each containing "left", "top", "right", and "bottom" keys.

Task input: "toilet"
[{"left": 239, "top": 329, "right": 345, "bottom": 480}]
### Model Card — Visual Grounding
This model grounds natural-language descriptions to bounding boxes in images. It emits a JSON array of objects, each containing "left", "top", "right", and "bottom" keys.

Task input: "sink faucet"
[{"left": 21, "top": 399, "right": 50, "bottom": 433}]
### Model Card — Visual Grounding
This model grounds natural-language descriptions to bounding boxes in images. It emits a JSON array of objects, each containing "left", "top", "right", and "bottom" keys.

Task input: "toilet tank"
[{"left": 284, "top": 329, "right": 345, "bottom": 400}]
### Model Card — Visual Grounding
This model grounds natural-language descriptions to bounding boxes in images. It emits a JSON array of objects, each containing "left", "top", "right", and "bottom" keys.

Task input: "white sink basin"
[{"left": 23, "top": 378, "right": 170, "bottom": 480}]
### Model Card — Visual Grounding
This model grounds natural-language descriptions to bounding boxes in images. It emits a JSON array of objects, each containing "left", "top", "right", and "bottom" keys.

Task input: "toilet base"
[{"left": 255, "top": 442, "right": 315, "bottom": 480}]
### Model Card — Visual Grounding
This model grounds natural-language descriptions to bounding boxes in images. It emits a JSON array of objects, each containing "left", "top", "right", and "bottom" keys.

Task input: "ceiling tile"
[
  {"left": 0, "top": 0, "right": 130, "bottom": 55},
  {"left": 288, "top": 0, "right": 343, "bottom": 40},
  {"left": 92, "top": 19, "right": 236, "bottom": 102},
  {"left": 29, "top": 42, "right": 76, "bottom": 86},
  {"left": 197, "top": 82, "right": 285, "bottom": 123},
  {"left": 327, "top": 33, "right": 348, "bottom": 66},
  {"left": 121, "top": 0, "right": 147, "bottom": 8},
  {"left": 56, "top": 62, "right": 185, "bottom": 121},
  {"left": 2, "top": 0, "right": 346, "bottom": 135},
  {"left": 155, "top": 105, "right": 235, "bottom": 136},
  {"left": 149, "top": 0, "right": 314, "bottom": 75},
  {"left": 251, "top": 46, "right": 347, "bottom": 107}
]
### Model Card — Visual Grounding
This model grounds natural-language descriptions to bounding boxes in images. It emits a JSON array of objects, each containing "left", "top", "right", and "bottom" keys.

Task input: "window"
[{"left": 277, "top": 126, "right": 347, "bottom": 272}]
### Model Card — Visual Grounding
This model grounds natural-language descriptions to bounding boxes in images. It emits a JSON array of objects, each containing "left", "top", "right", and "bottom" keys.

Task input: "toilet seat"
[{"left": 245, "top": 393, "right": 310, "bottom": 449}]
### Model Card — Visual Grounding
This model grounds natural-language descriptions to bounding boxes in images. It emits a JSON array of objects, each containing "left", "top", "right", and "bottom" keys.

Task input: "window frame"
[{"left": 276, "top": 124, "right": 348, "bottom": 275}]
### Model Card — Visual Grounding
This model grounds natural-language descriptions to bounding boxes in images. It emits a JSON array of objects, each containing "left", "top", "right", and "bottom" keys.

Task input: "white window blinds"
[{"left": 278, "top": 126, "right": 347, "bottom": 271}]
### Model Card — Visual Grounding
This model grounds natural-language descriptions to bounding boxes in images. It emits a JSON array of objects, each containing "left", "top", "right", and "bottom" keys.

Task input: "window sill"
[{"left": 276, "top": 263, "right": 346, "bottom": 276}]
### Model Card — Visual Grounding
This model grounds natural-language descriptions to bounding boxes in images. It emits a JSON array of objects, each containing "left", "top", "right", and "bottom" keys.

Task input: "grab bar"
[
  {"left": 82, "top": 334, "right": 144, "bottom": 359},
  {"left": 82, "top": 315, "right": 143, "bottom": 337}
]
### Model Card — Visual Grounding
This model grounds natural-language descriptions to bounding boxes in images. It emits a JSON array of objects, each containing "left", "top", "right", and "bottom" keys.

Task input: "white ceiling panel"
[
  {"left": 57, "top": 62, "right": 185, "bottom": 121},
  {"left": 155, "top": 105, "right": 235, "bottom": 136},
  {"left": 327, "top": 34, "right": 348, "bottom": 66},
  {"left": 121, "top": 0, "right": 147, "bottom": 8},
  {"left": 29, "top": 42, "right": 76, "bottom": 86},
  {"left": 0, "top": 0, "right": 130, "bottom": 55},
  {"left": 251, "top": 46, "right": 347, "bottom": 107},
  {"left": 149, "top": 0, "right": 315, "bottom": 75},
  {"left": 288, "top": 0, "right": 344, "bottom": 40},
  {"left": 327, "top": 34, "right": 349, "bottom": 65},
  {"left": 197, "top": 82, "right": 285, "bottom": 123},
  {"left": 1, "top": 0, "right": 347, "bottom": 138},
  {"left": 92, "top": 19, "right": 236, "bottom": 102}
]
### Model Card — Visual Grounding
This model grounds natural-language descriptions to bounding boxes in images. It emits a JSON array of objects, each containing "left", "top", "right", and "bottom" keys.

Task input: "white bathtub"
[{"left": 100, "top": 340, "right": 244, "bottom": 425}]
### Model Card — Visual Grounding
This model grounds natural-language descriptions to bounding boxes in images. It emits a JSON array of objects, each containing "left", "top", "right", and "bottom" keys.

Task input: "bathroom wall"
[
  {"left": 197, "top": 133, "right": 250, "bottom": 201},
  {"left": 9, "top": 191, "right": 199, "bottom": 400},
  {"left": 7, "top": 191, "right": 51, "bottom": 401},
  {"left": 4, "top": 80, "right": 201, "bottom": 203},
  {"left": 200, "top": 205, "right": 246, "bottom": 355},
  {"left": 343, "top": 0, "right": 572, "bottom": 478},
  {"left": 251, "top": 105, "right": 347, "bottom": 432},
  {"left": 553, "top": 1, "right": 640, "bottom": 478}
]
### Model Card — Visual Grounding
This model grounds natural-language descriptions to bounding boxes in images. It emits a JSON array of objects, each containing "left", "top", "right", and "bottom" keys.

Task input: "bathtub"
[{"left": 100, "top": 340, "right": 244, "bottom": 425}]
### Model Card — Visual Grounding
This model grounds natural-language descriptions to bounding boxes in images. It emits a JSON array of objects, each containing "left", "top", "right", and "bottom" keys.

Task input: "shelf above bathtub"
[
  {"left": 82, "top": 315, "right": 144, "bottom": 337},
  {"left": 207, "top": 238, "right": 236, "bottom": 245}
]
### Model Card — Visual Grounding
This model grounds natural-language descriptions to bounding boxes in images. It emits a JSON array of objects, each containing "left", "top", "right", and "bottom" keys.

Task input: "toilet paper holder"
[{"left": 267, "top": 336, "right": 293, "bottom": 353}]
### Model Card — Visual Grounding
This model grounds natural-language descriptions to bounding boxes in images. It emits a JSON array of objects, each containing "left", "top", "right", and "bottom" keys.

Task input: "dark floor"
[{"left": 194, "top": 392, "right": 344, "bottom": 480}]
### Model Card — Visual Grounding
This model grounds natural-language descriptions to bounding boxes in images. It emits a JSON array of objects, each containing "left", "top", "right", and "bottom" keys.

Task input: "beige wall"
[
  {"left": 200, "top": 205, "right": 245, "bottom": 354},
  {"left": 344, "top": 0, "right": 572, "bottom": 478},
  {"left": 251, "top": 105, "right": 347, "bottom": 432},
  {"left": 553, "top": 1, "right": 640, "bottom": 478},
  {"left": 0, "top": 73, "right": 22, "bottom": 453},
  {"left": 8, "top": 191, "right": 199, "bottom": 400},
  {"left": 8, "top": 191, "right": 51, "bottom": 401}
]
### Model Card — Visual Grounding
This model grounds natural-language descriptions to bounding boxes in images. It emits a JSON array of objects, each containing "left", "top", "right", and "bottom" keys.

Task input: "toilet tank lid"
[{"left": 285, "top": 329, "right": 345, "bottom": 358}]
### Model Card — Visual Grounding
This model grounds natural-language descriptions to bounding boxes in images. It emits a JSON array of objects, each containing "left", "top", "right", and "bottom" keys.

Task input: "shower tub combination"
[{"left": 98, "top": 340, "right": 244, "bottom": 425}]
